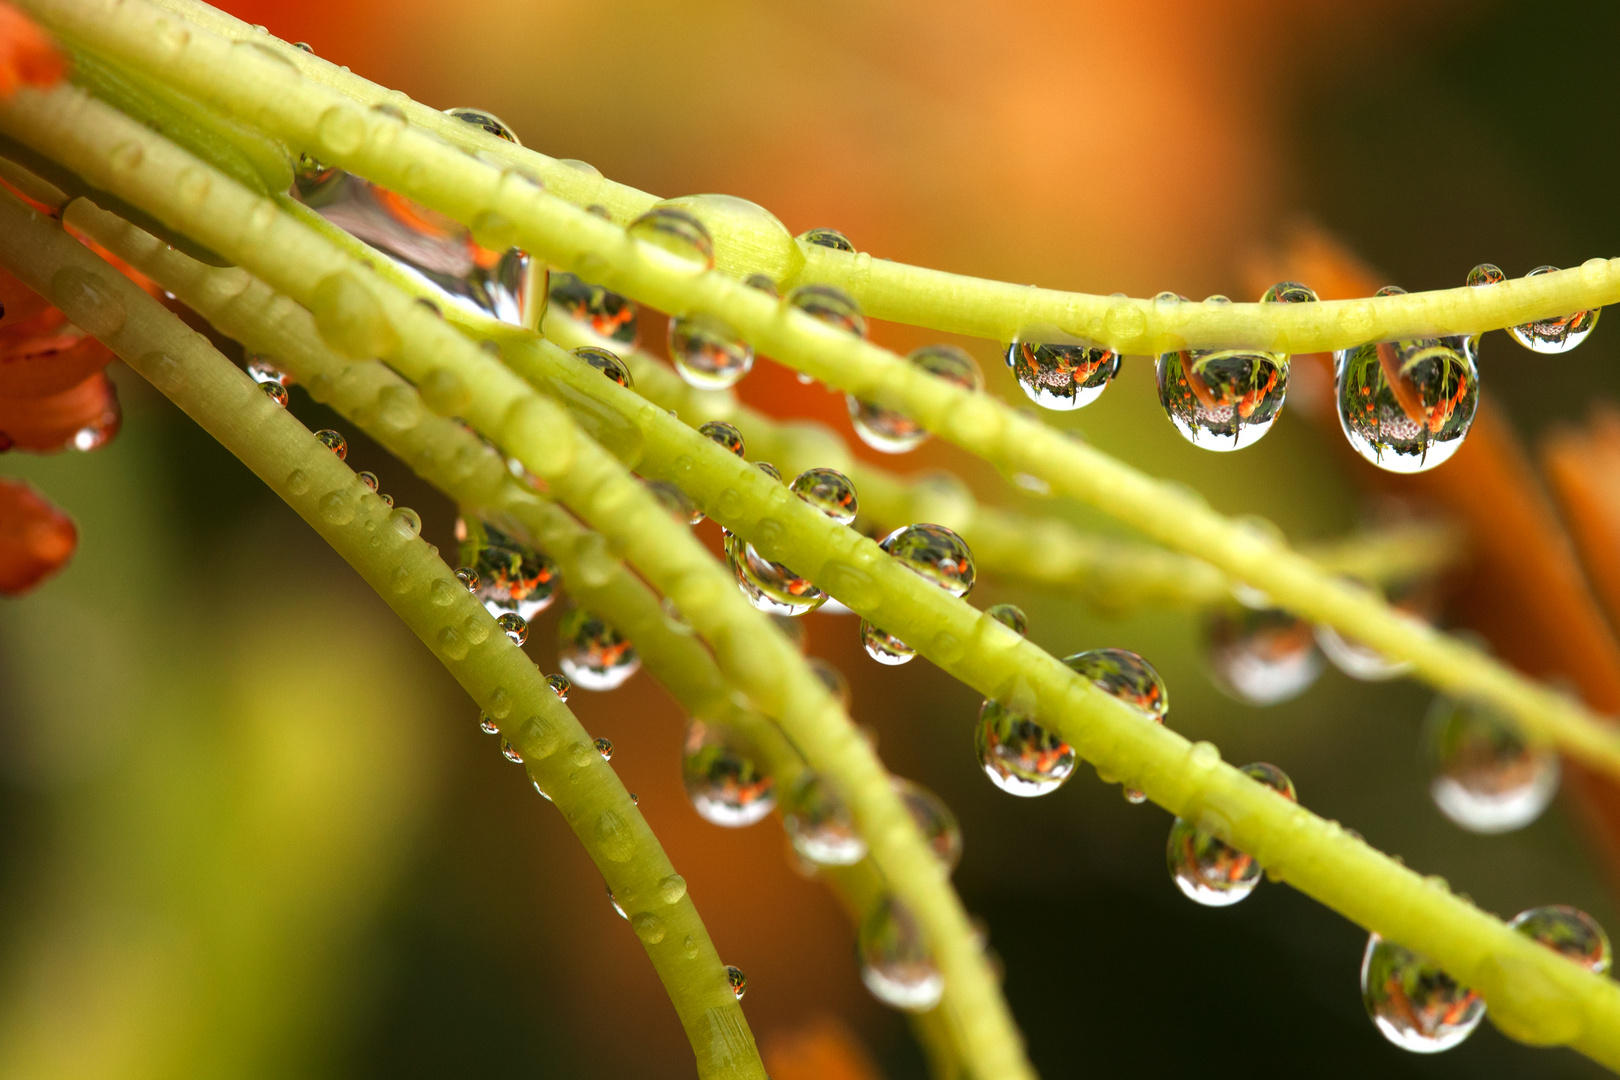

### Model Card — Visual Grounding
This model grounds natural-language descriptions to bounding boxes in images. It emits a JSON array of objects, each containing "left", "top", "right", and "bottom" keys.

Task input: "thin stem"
[
  {"left": 0, "top": 80, "right": 1027, "bottom": 1077},
  {"left": 0, "top": 189, "right": 765, "bottom": 1080}
]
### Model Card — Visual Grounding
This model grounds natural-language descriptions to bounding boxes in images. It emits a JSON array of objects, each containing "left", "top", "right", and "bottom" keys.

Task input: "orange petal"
[
  {"left": 0, "top": 262, "right": 51, "bottom": 329},
  {"left": 0, "top": 1, "right": 69, "bottom": 100},
  {"left": 0, "top": 328, "right": 113, "bottom": 397},
  {"left": 761, "top": 1017, "right": 883, "bottom": 1080},
  {"left": 0, "top": 369, "right": 119, "bottom": 452},
  {"left": 0, "top": 476, "right": 75, "bottom": 594}
]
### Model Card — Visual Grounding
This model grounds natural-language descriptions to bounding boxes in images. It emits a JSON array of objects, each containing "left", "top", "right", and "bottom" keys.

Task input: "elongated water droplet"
[
  {"left": 976, "top": 698, "right": 1075, "bottom": 797},
  {"left": 755, "top": 462, "right": 782, "bottom": 482},
  {"left": 1510, "top": 266, "right": 1600, "bottom": 353},
  {"left": 627, "top": 206, "right": 714, "bottom": 271},
  {"left": 645, "top": 479, "right": 700, "bottom": 525},
  {"left": 986, "top": 603, "right": 1029, "bottom": 636},
  {"left": 858, "top": 896, "right": 943, "bottom": 1012},
  {"left": 1006, "top": 334, "right": 1120, "bottom": 410},
  {"left": 669, "top": 313, "right": 754, "bottom": 389},
  {"left": 574, "top": 344, "right": 633, "bottom": 388},
  {"left": 790, "top": 468, "right": 858, "bottom": 524},
  {"left": 479, "top": 712, "right": 499, "bottom": 734},
  {"left": 894, "top": 777, "right": 961, "bottom": 872},
  {"left": 1204, "top": 605, "right": 1323, "bottom": 706},
  {"left": 608, "top": 883, "right": 628, "bottom": 920},
  {"left": 725, "top": 965, "right": 747, "bottom": 999},
  {"left": 594, "top": 736, "right": 614, "bottom": 760},
  {"left": 744, "top": 272, "right": 779, "bottom": 296},
  {"left": 1361, "top": 933, "right": 1483, "bottom": 1052},
  {"left": 315, "top": 428, "right": 347, "bottom": 459},
  {"left": 501, "top": 740, "right": 523, "bottom": 763},
  {"left": 861, "top": 523, "right": 976, "bottom": 664},
  {"left": 549, "top": 272, "right": 638, "bottom": 345},
  {"left": 446, "top": 106, "right": 519, "bottom": 143},
  {"left": 547, "top": 672, "right": 571, "bottom": 701},
  {"left": 848, "top": 344, "right": 983, "bottom": 453},
  {"left": 458, "top": 518, "right": 559, "bottom": 620},
  {"left": 786, "top": 284, "right": 866, "bottom": 338},
  {"left": 1426, "top": 696, "right": 1559, "bottom": 834},
  {"left": 496, "top": 611, "right": 528, "bottom": 645},
  {"left": 558, "top": 608, "right": 640, "bottom": 690},
  {"left": 726, "top": 532, "right": 826, "bottom": 617},
  {"left": 682, "top": 719, "right": 775, "bottom": 827},
  {"left": 783, "top": 772, "right": 866, "bottom": 865},
  {"left": 1510, "top": 905, "right": 1612, "bottom": 973},
  {"left": 799, "top": 227, "right": 855, "bottom": 251},
  {"left": 699, "top": 420, "right": 745, "bottom": 457},
  {"left": 1167, "top": 762, "right": 1295, "bottom": 906}
]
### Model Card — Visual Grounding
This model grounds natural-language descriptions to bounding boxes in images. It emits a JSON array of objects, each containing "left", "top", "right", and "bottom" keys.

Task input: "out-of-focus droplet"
[
  {"left": 1204, "top": 605, "right": 1323, "bottom": 706},
  {"left": 744, "top": 273, "right": 779, "bottom": 297},
  {"left": 315, "top": 428, "right": 347, "bottom": 459},
  {"left": 446, "top": 106, "right": 519, "bottom": 143},
  {"left": 799, "top": 227, "right": 855, "bottom": 252},
  {"left": 628, "top": 206, "right": 715, "bottom": 271},
  {"left": 783, "top": 772, "right": 866, "bottom": 865},
  {"left": 893, "top": 777, "right": 962, "bottom": 872},
  {"left": 1509, "top": 266, "right": 1601, "bottom": 354},
  {"left": 455, "top": 566, "right": 480, "bottom": 591},
  {"left": 261, "top": 381, "right": 289, "bottom": 406},
  {"left": 1426, "top": 696, "right": 1559, "bottom": 834},
  {"left": 247, "top": 355, "right": 292, "bottom": 388},
  {"left": 858, "top": 896, "right": 944, "bottom": 1012},
  {"left": 976, "top": 698, "right": 1075, "bottom": 797},
  {"left": 682, "top": 719, "right": 775, "bottom": 827},
  {"left": 726, "top": 532, "right": 826, "bottom": 617},
  {"left": 549, "top": 272, "right": 638, "bottom": 345},
  {"left": 1167, "top": 762, "right": 1295, "bottom": 906},
  {"left": 558, "top": 607, "right": 640, "bottom": 690},
  {"left": 459, "top": 517, "right": 559, "bottom": 620},
  {"left": 502, "top": 740, "right": 523, "bottom": 763},
  {"left": 791, "top": 467, "right": 858, "bottom": 524},
  {"left": 755, "top": 462, "right": 782, "bottom": 482},
  {"left": 1006, "top": 335, "right": 1120, "bottom": 411},
  {"left": 987, "top": 603, "right": 1028, "bottom": 636},
  {"left": 1361, "top": 933, "right": 1484, "bottom": 1052},
  {"left": 497, "top": 611, "right": 528, "bottom": 645},
  {"left": 848, "top": 343, "right": 983, "bottom": 453},
  {"left": 808, "top": 657, "right": 850, "bottom": 709},
  {"left": 1335, "top": 286, "right": 1479, "bottom": 473},
  {"left": 725, "top": 965, "right": 747, "bottom": 1000},
  {"left": 699, "top": 420, "right": 745, "bottom": 458},
  {"left": 786, "top": 284, "right": 866, "bottom": 339},
  {"left": 547, "top": 672, "right": 571, "bottom": 701},
  {"left": 574, "top": 344, "right": 633, "bottom": 388},
  {"left": 594, "top": 736, "right": 613, "bottom": 760},
  {"left": 1510, "top": 905, "right": 1612, "bottom": 974},
  {"left": 646, "top": 479, "right": 700, "bottom": 525},
  {"left": 669, "top": 312, "right": 753, "bottom": 389}
]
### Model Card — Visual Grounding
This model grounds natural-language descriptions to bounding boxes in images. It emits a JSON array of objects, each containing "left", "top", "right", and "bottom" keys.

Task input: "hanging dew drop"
[
  {"left": 458, "top": 517, "right": 559, "bottom": 621},
  {"left": 986, "top": 603, "right": 1029, "bottom": 637},
  {"left": 546, "top": 672, "right": 571, "bottom": 701},
  {"left": 501, "top": 740, "right": 523, "bottom": 763},
  {"left": 496, "top": 612, "right": 528, "bottom": 645},
  {"left": 607, "top": 883, "right": 628, "bottom": 920},
  {"left": 681, "top": 719, "right": 776, "bottom": 827},
  {"left": 860, "top": 621, "right": 915, "bottom": 665},
  {"left": 557, "top": 608, "right": 640, "bottom": 690},
  {"left": 1510, "top": 905, "right": 1612, "bottom": 974},
  {"left": 861, "top": 523, "right": 976, "bottom": 663},
  {"left": 1509, "top": 266, "right": 1601, "bottom": 354},
  {"left": 726, "top": 532, "right": 826, "bottom": 616},
  {"left": 1167, "top": 762, "right": 1294, "bottom": 906},
  {"left": 454, "top": 566, "right": 480, "bottom": 591},
  {"left": 858, "top": 896, "right": 944, "bottom": 1012},
  {"left": 669, "top": 313, "right": 754, "bottom": 389},
  {"left": 1425, "top": 696, "right": 1559, "bottom": 834},
  {"left": 1005, "top": 334, "right": 1120, "bottom": 411},
  {"left": 847, "top": 344, "right": 983, "bottom": 453},
  {"left": 1361, "top": 933, "right": 1484, "bottom": 1052},
  {"left": 479, "top": 712, "right": 499, "bottom": 734},
  {"left": 783, "top": 772, "right": 866, "bottom": 866},
  {"left": 261, "top": 382, "right": 289, "bottom": 406},
  {"left": 893, "top": 777, "right": 962, "bottom": 872},
  {"left": 594, "top": 736, "right": 614, "bottom": 760},
  {"left": 976, "top": 699, "right": 1075, "bottom": 797},
  {"left": 725, "top": 965, "right": 748, "bottom": 1000},
  {"left": 1204, "top": 605, "right": 1323, "bottom": 706}
]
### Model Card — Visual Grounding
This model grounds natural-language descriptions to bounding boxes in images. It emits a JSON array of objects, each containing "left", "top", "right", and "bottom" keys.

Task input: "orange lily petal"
[
  {"left": 0, "top": 369, "right": 119, "bottom": 452},
  {"left": 0, "top": 1, "right": 68, "bottom": 100},
  {"left": 0, "top": 476, "right": 75, "bottom": 594}
]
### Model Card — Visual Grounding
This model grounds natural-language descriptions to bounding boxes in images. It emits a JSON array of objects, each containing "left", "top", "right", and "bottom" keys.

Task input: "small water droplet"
[
  {"left": 358, "top": 470, "right": 380, "bottom": 492},
  {"left": 479, "top": 712, "right": 499, "bottom": 734},
  {"left": 669, "top": 313, "right": 754, "bottom": 389},
  {"left": 455, "top": 566, "right": 480, "bottom": 591},
  {"left": 683, "top": 935, "right": 699, "bottom": 958},
  {"left": 629, "top": 792, "right": 639, "bottom": 804},
  {"left": 790, "top": 468, "right": 859, "bottom": 524},
  {"left": 858, "top": 896, "right": 943, "bottom": 1012},
  {"left": 786, "top": 284, "right": 866, "bottom": 338},
  {"left": 594, "top": 736, "right": 614, "bottom": 760},
  {"left": 1204, "top": 605, "right": 1323, "bottom": 706},
  {"left": 608, "top": 884, "right": 628, "bottom": 920},
  {"left": 754, "top": 461, "right": 782, "bottom": 482},
  {"left": 632, "top": 912, "right": 666, "bottom": 944},
  {"left": 698, "top": 420, "right": 745, "bottom": 458},
  {"left": 573, "top": 344, "right": 633, "bottom": 388},
  {"left": 388, "top": 506, "right": 422, "bottom": 538},
  {"left": 547, "top": 673, "right": 572, "bottom": 701},
  {"left": 1510, "top": 905, "right": 1612, "bottom": 974},
  {"left": 860, "top": 620, "right": 914, "bottom": 665},
  {"left": 1167, "top": 762, "right": 1294, "bottom": 906},
  {"left": 894, "top": 777, "right": 962, "bottom": 872},
  {"left": 558, "top": 608, "right": 640, "bottom": 690},
  {"left": 497, "top": 611, "right": 529, "bottom": 645},
  {"left": 986, "top": 603, "right": 1028, "bottom": 637},
  {"left": 261, "top": 381, "right": 289, "bottom": 406},
  {"left": 682, "top": 719, "right": 776, "bottom": 827},
  {"left": 744, "top": 272, "right": 779, "bottom": 297},
  {"left": 725, "top": 965, "right": 748, "bottom": 999},
  {"left": 1426, "top": 696, "right": 1559, "bottom": 833},
  {"left": 799, "top": 227, "right": 855, "bottom": 252},
  {"left": 1361, "top": 933, "right": 1483, "bottom": 1052},
  {"left": 315, "top": 429, "right": 348, "bottom": 459},
  {"left": 286, "top": 469, "right": 310, "bottom": 495},
  {"left": 501, "top": 739, "right": 523, "bottom": 763},
  {"left": 646, "top": 480, "right": 701, "bottom": 525},
  {"left": 318, "top": 490, "right": 354, "bottom": 525},
  {"left": 1510, "top": 266, "right": 1601, "bottom": 353},
  {"left": 459, "top": 517, "right": 560, "bottom": 621},
  {"left": 783, "top": 772, "right": 866, "bottom": 865},
  {"left": 1005, "top": 335, "right": 1120, "bottom": 411},
  {"left": 446, "top": 106, "right": 520, "bottom": 144},
  {"left": 549, "top": 272, "right": 638, "bottom": 345},
  {"left": 848, "top": 343, "right": 983, "bottom": 453},
  {"left": 1466, "top": 263, "right": 1505, "bottom": 287},
  {"left": 976, "top": 698, "right": 1075, "bottom": 797},
  {"left": 659, "top": 874, "right": 687, "bottom": 904}
]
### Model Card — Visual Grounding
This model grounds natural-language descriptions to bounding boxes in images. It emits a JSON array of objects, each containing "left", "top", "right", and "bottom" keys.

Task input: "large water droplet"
[
  {"left": 1509, "top": 266, "right": 1600, "bottom": 354},
  {"left": 574, "top": 344, "right": 633, "bottom": 388},
  {"left": 682, "top": 719, "right": 776, "bottom": 827},
  {"left": 1510, "top": 905, "right": 1612, "bottom": 974},
  {"left": 669, "top": 313, "right": 754, "bottom": 389},
  {"left": 1426, "top": 696, "right": 1559, "bottom": 834},
  {"left": 790, "top": 467, "right": 858, "bottom": 524},
  {"left": 799, "top": 227, "right": 855, "bottom": 252},
  {"left": 315, "top": 428, "right": 347, "bottom": 459},
  {"left": 458, "top": 517, "right": 559, "bottom": 620},
  {"left": 860, "top": 523, "right": 976, "bottom": 664},
  {"left": 725, "top": 965, "right": 748, "bottom": 999},
  {"left": 699, "top": 420, "right": 745, "bottom": 458},
  {"left": 497, "top": 612, "right": 528, "bottom": 645},
  {"left": 848, "top": 343, "right": 983, "bottom": 453},
  {"left": 557, "top": 608, "right": 640, "bottom": 690},
  {"left": 1006, "top": 335, "right": 1120, "bottom": 411},
  {"left": 725, "top": 532, "right": 826, "bottom": 617},
  {"left": 976, "top": 699, "right": 1075, "bottom": 797},
  {"left": 858, "top": 896, "right": 944, "bottom": 1012},
  {"left": 1204, "top": 605, "right": 1323, "bottom": 706},
  {"left": 894, "top": 777, "right": 962, "bottom": 872},
  {"left": 1361, "top": 933, "right": 1484, "bottom": 1052},
  {"left": 783, "top": 772, "right": 866, "bottom": 865},
  {"left": 627, "top": 207, "right": 714, "bottom": 271},
  {"left": 786, "top": 284, "right": 866, "bottom": 338},
  {"left": 549, "top": 272, "right": 638, "bottom": 345},
  {"left": 1065, "top": 648, "right": 1168, "bottom": 719},
  {"left": 1167, "top": 761, "right": 1294, "bottom": 906}
]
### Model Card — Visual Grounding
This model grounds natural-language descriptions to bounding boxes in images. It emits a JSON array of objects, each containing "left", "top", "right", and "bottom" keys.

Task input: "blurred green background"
[{"left": 5, "top": 0, "right": 1620, "bottom": 1076}]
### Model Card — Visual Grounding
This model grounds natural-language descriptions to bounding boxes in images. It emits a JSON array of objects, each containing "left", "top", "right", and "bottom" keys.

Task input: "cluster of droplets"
[
  {"left": 1167, "top": 761, "right": 1294, "bottom": 906},
  {"left": 726, "top": 465, "right": 859, "bottom": 617},
  {"left": 860, "top": 524, "right": 976, "bottom": 663}
]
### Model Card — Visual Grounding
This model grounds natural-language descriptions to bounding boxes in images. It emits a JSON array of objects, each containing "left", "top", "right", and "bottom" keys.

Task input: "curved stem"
[{"left": 0, "top": 190, "right": 765, "bottom": 1080}]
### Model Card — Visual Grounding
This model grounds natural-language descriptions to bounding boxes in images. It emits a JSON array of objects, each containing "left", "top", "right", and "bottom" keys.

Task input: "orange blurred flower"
[
  {"left": 0, "top": 0, "right": 68, "bottom": 100},
  {"left": 0, "top": 477, "right": 75, "bottom": 595}
]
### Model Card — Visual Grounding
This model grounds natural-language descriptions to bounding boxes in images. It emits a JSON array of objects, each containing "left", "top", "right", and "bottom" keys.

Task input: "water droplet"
[
  {"left": 858, "top": 896, "right": 943, "bottom": 1012},
  {"left": 744, "top": 272, "right": 779, "bottom": 297},
  {"left": 645, "top": 480, "right": 700, "bottom": 525},
  {"left": 790, "top": 468, "right": 858, "bottom": 524},
  {"left": 1510, "top": 905, "right": 1612, "bottom": 974},
  {"left": 496, "top": 611, "right": 528, "bottom": 645},
  {"left": 848, "top": 343, "right": 983, "bottom": 453},
  {"left": 1167, "top": 762, "right": 1295, "bottom": 906},
  {"left": 388, "top": 506, "right": 422, "bottom": 538},
  {"left": 547, "top": 673, "right": 572, "bottom": 701},
  {"left": 557, "top": 608, "right": 639, "bottom": 690},
  {"left": 594, "top": 736, "right": 614, "bottom": 760},
  {"left": 246, "top": 354, "right": 293, "bottom": 388},
  {"left": 1006, "top": 335, "right": 1121, "bottom": 411},
  {"left": 379, "top": 493, "right": 395, "bottom": 508},
  {"left": 860, "top": 620, "right": 915, "bottom": 665},
  {"left": 669, "top": 313, "right": 754, "bottom": 389},
  {"left": 1467, "top": 263, "right": 1505, "bottom": 288},
  {"left": 987, "top": 604, "right": 1028, "bottom": 636},
  {"left": 574, "top": 345, "right": 633, "bottom": 388},
  {"left": 286, "top": 469, "right": 310, "bottom": 495},
  {"left": 501, "top": 740, "right": 523, "bottom": 763},
  {"left": 315, "top": 429, "right": 347, "bottom": 459},
  {"left": 657, "top": 874, "right": 687, "bottom": 904},
  {"left": 608, "top": 884, "right": 628, "bottom": 920},
  {"left": 549, "top": 272, "right": 638, "bottom": 344},
  {"left": 726, "top": 532, "right": 826, "bottom": 617},
  {"left": 783, "top": 772, "right": 866, "bottom": 865},
  {"left": 786, "top": 284, "right": 866, "bottom": 338},
  {"left": 1508, "top": 265, "right": 1601, "bottom": 353},
  {"left": 1361, "top": 933, "right": 1484, "bottom": 1052},
  {"left": 882, "top": 523, "right": 975, "bottom": 597},
  {"left": 808, "top": 658, "right": 851, "bottom": 708},
  {"left": 725, "top": 965, "right": 747, "bottom": 999},
  {"left": 894, "top": 777, "right": 962, "bottom": 872},
  {"left": 261, "top": 381, "right": 289, "bottom": 406},
  {"left": 459, "top": 518, "right": 559, "bottom": 620},
  {"left": 976, "top": 698, "right": 1075, "bottom": 797},
  {"left": 682, "top": 719, "right": 776, "bottom": 827},
  {"left": 1204, "top": 606, "right": 1323, "bottom": 706},
  {"left": 318, "top": 490, "right": 354, "bottom": 525},
  {"left": 358, "top": 470, "right": 380, "bottom": 492},
  {"left": 699, "top": 420, "right": 745, "bottom": 457},
  {"left": 455, "top": 566, "right": 480, "bottom": 591},
  {"left": 446, "top": 106, "right": 519, "bottom": 144},
  {"left": 755, "top": 461, "right": 782, "bottom": 482},
  {"left": 1426, "top": 696, "right": 1559, "bottom": 834},
  {"left": 628, "top": 206, "right": 714, "bottom": 271},
  {"left": 1065, "top": 647, "right": 1167, "bottom": 718},
  {"left": 799, "top": 227, "right": 855, "bottom": 252},
  {"left": 479, "top": 712, "right": 499, "bottom": 734}
]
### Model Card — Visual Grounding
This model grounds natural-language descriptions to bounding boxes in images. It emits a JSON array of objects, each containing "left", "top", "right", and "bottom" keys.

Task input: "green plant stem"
[
  {"left": 0, "top": 189, "right": 765, "bottom": 1080},
  {"left": 0, "top": 82, "right": 1028, "bottom": 1078}
]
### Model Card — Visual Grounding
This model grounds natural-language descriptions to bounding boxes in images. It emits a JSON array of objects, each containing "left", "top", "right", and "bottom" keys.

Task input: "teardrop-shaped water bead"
[
  {"left": 681, "top": 719, "right": 775, "bottom": 827},
  {"left": 628, "top": 206, "right": 715, "bottom": 271},
  {"left": 1425, "top": 696, "right": 1559, "bottom": 834},
  {"left": 799, "top": 227, "right": 855, "bottom": 252},
  {"left": 262, "top": 382, "right": 289, "bottom": 406},
  {"left": 1509, "top": 266, "right": 1601, "bottom": 354},
  {"left": 669, "top": 312, "right": 753, "bottom": 389},
  {"left": 976, "top": 699, "right": 1075, "bottom": 797},
  {"left": 1167, "top": 761, "right": 1295, "bottom": 906},
  {"left": 725, "top": 966, "right": 747, "bottom": 999},
  {"left": 557, "top": 607, "right": 640, "bottom": 691},
  {"left": 786, "top": 284, "right": 866, "bottom": 338},
  {"left": 455, "top": 566, "right": 480, "bottom": 591},
  {"left": 594, "top": 736, "right": 614, "bottom": 760},
  {"left": 1361, "top": 934, "right": 1484, "bottom": 1052},
  {"left": 858, "top": 896, "right": 944, "bottom": 1012},
  {"left": 893, "top": 777, "right": 962, "bottom": 873},
  {"left": 548, "top": 271, "right": 638, "bottom": 345},
  {"left": 459, "top": 518, "right": 559, "bottom": 620},
  {"left": 790, "top": 467, "right": 858, "bottom": 524},
  {"left": 1006, "top": 336, "right": 1121, "bottom": 411},
  {"left": 1204, "top": 605, "right": 1323, "bottom": 706},
  {"left": 547, "top": 672, "right": 571, "bottom": 701},
  {"left": 847, "top": 343, "right": 984, "bottom": 453},
  {"left": 725, "top": 532, "right": 826, "bottom": 616},
  {"left": 574, "top": 345, "right": 633, "bottom": 388},
  {"left": 1510, "top": 905, "right": 1612, "bottom": 974},
  {"left": 698, "top": 420, "right": 746, "bottom": 458},
  {"left": 783, "top": 772, "right": 866, "bottom": 865}
]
